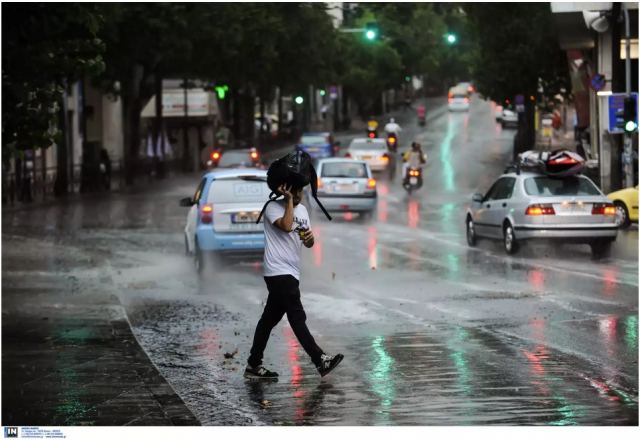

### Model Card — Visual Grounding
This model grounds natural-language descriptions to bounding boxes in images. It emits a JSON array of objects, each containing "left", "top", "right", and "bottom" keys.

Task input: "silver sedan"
[{"left": 465, "top": 171, "right": 618, "bottom": 258}]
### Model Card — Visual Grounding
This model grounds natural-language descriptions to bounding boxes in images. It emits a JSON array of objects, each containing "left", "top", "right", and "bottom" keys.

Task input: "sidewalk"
[{"left": 1, "top": 234, "right": 200, "bottom": 426}]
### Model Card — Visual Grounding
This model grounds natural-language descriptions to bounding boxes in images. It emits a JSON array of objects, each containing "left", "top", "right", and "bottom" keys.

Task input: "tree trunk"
[
  {"left": 259, "top": 95, "right": 265, "bottom": 136},
  {"left": 182, "top": 76, "right": 190, "bottom": 172},
  {"left": 232, "top": 87, "right": 240, "bottom": 141},
  {"left": 54, "top": 91, "right": 69, "bottom": 196},
  {"left": 153, "top": 71, "right": 163, "bottom": 178},
  {"left": 277, "top": 87, "right": 284, "bottom": 138},
  {"left": 80, "top": 78, "right": 98, "bottom": 193}
]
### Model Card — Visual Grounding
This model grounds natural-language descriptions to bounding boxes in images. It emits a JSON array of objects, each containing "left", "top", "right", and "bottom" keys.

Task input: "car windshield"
[
  {"left": 301, "top": 136, "right": 327, "bottom": 144},
  {"left": 524, "top": 176, "right": 601, "bottom": 197},
  {"left": 453, "top": 94, "right": 467, "bottom": 99},
  {"left": 218, "top": 151, "right": 254, "bottom": 168},
  {"left": 321, "top": 162, "right": 368, "bottom": 178},
  {"left": 350, "top": 141, "right": 386, "bottom": 150},
  {"left": 206, "top": 178, "right": 268, "bottom": 203}
]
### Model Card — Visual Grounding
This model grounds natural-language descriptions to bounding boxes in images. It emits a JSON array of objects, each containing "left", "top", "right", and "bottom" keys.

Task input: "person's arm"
[{"left": 273, "top": 185, "right": 295, "bottom": 232}]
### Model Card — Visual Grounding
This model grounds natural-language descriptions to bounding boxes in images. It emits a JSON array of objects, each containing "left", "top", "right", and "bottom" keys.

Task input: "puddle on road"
[{"left": 129, "top": 299, "right": 638, "bottom": 426}]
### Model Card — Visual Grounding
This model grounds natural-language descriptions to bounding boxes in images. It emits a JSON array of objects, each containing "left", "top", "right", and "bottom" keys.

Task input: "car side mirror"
[
  {"left": 179, "top": 197, "right": 194, "bottom": 207},
  {"left": 472, "top": 193, "right": 484, "bottom": 203}
]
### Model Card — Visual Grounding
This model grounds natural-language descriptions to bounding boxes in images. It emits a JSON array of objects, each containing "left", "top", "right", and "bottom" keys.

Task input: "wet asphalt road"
[{"left": 3, "top": 97, "right": 638, "bottom": 425}]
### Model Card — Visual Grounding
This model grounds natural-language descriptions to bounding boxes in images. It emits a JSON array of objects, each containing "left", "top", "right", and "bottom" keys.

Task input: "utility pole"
[{"left": 622, "top": 4, "right": 635, "bottom": 188}]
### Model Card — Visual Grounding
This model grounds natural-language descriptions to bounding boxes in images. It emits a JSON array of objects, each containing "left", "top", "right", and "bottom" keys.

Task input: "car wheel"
[
  {"left": 503, "top": 222, "right": 519, "bottom": 255},
  {"left": 590, "top": 239, "right": 612, "bottom": 259},
  {"left": 614, "top": 201, "right": 631, "bottom": 229},
  {"left": 466, "top": 217, "right": 477, "bottom": 247}
]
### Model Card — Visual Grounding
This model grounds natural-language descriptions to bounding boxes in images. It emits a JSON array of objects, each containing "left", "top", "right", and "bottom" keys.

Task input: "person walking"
[{"left": 245, "top": 184, "right": 344, "bottom": 380}]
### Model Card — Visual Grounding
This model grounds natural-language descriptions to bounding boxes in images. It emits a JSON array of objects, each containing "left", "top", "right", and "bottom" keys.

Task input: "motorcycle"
[
  {"left": 386, "top": 133, "right": 398, "bottom": 152},
  {"left": 402, "top": 167, "right": 423, "bottom": 195}
]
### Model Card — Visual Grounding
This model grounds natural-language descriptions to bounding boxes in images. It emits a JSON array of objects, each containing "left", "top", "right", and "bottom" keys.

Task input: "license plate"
[
  {"left": 410, "top": 177, "right": 418, "bottom": 185},
  {"left": 362, "top": 155, "right": 372, "bottom": 160},
  {"left": 233, "top": 212, "right": 259, "bottom": 223},
  {"left": 556, "top": 203, "right": 589, "bottom": 214},
  {"left": 332, "top": 184, "right": 357, "bottom": 193}
]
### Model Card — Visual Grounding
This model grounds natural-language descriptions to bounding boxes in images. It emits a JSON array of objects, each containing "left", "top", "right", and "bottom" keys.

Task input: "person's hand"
[
  {"left": 301, "top": 229, "right": 314, "bottom": 246},
  {"left": 278, "top": 184, "right": 293, "bottom": 201}
]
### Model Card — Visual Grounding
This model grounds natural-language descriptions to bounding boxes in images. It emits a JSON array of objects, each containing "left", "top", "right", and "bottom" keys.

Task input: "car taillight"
[
  {"left": 250, "top": 151, "right": 259, "bottom": 160},
  {"left": 345, "top": 153, "right": 351, "bottom": 158},
  {"left": 382, "top": 154, "right": 390, "bottom": 162},
  {"left": 448, "top": 98, "right": 453, "bottom": 103},
  {"left": 317, "top": 177, "right": 323, "bottom": 189},
  {"left": 592, "top": 203, "right": 615, "bottom": 215},
  {"left": 367, "top": 178, "right": 376, "bottom": 189},
  {"left": 368, "top": 132, "right": 375, "bottom": 139},
  {"left": 201, "top": 204, "right": 214, "bottom": 224},
  {"left": 526, "top": 204, "right": 555, "bottom": 216},
  {"left": 464, "top": 98, "right": 470, "bottom": 103}
]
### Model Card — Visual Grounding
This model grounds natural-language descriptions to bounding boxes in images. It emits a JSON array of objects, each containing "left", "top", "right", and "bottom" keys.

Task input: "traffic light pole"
[{"left": 622, "top": 4, "right": 634, "bottom": 187}]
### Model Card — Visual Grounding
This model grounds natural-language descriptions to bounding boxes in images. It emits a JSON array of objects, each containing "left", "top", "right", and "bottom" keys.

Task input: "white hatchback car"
[
  {"left": 313, "top": 158, "right": 377, "bottom": 217},
  {"left": 345, "top": 138, "right": 390, "bottom": 171},
  {"left": 180, "top": 168, "right": 269, "bottom": 272}
]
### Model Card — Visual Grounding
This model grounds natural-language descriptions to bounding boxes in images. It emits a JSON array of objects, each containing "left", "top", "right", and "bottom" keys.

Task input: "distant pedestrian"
[{"left": 244, "top": 184, "right": 344, "bottom": 380}]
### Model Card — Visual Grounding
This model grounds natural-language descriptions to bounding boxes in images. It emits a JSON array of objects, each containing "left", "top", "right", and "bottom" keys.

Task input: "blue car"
[
  {"left": 296, "top": 132, "right": 336, "bottom": 159},
  {"left": 181, "top": 168, "right": 269, "bottom": 272}
]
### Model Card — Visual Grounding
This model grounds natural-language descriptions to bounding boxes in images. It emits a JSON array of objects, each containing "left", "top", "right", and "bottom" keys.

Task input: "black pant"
[{"left": 248, "top": 275, "right": 324, "bottom": 368}]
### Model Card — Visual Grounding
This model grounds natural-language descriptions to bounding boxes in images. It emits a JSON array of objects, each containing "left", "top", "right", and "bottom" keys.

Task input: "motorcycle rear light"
[
  {"left": 382, "top": 154, "right": 390, "bottom": 162},
  {"left": 211, "top": 152, "right": 220, "bottom": 160},
  {"left": 526, "top": 204, "right": 555, "bottom": 216},
  {"left": 592, "top": 203, "right": 615, "bottom": 215},
  {"left": 250, "top": 151, "right": 259, "bottom": 160},
  {"left": 367, "top": 178, "right": 376, "bottom": 188},
  {"left": 389, "top": 137, "right": 396, "bottom": 143},
  {"left": 201, "top": 204, "right": 214, "bottom": 224}
]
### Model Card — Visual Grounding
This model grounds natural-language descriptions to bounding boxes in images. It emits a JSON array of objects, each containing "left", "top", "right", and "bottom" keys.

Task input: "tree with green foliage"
[
  {"left": 464, "top": 3, "right": 570, "bottom": 153},
  {"left": 2, "top": 3, "right": 105, "bottom": 197}
]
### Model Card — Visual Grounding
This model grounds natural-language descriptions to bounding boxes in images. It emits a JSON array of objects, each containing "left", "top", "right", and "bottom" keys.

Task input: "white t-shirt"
[{"left": 263, "top": 200, "right": 311, "bottom": 280}]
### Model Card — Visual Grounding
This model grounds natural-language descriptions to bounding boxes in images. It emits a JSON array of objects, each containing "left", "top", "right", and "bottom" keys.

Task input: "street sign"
[
  {"left": 609, "top": 93, "right": 638, "bottom": 134},
  {"left": 515, "top": 94, "right": 525, "bottom": 113},
  {"left": 329, "top": 85, "right": 338, "bottom": 100},
  {"left": 590, "top": 73, "right": 606, "bottom": 92}
]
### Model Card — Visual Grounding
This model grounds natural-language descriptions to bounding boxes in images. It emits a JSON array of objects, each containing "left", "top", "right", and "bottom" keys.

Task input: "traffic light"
[
  {"left": 365, "top": 22, "right": 378, "bottom": 41},
  {"left": 623, "top": 95, "right": 637, "bottom": 133},
  {"left": 215, "top": 85, "right": 229, "bottom": 99},
  {"left": 445, "top": 33, "right": 457, "bottom": 44},
  {"left": 295, "top": 96, "right": 304, "bottom": 105}
]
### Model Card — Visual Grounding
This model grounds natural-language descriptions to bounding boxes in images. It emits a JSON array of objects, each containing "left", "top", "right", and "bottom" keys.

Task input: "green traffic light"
[
  {"left": 625, "top": 120, "right": 637, "bottom": 132},
  {"left": 215, "top": 85, "right": 229, "bottom": 100},
  {"left": 446, "top": 33, "right": 457, "bottom": 44},
  {"left": 319, "top": 89, "right": 326, "bottom": 96},
  {"left": 295, "top": 96, "right": 304, "bottom": 105},
  {"left": 366, "top": 30, "right": 377, "bottom": 40}
]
